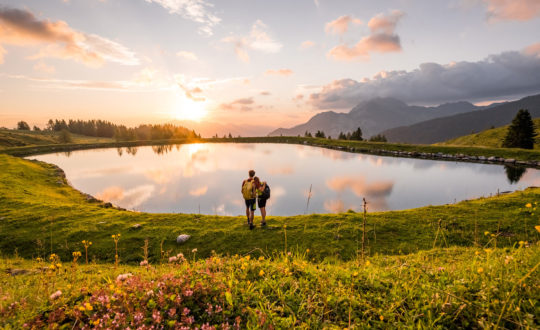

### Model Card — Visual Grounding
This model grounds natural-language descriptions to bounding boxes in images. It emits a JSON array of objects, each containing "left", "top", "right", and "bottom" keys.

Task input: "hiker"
[
  {"left": 241, "top": 170, "right": 257, "bottom": 230},
  {"left": 253, "top": 176, "right": 270, "bottom": 227}
]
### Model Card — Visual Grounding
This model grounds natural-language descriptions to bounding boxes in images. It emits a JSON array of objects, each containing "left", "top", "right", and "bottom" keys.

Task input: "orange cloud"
[
  {"left": 328, "top": 10, "right": 403, "bottom": 61},
  {"left": 260, "top": 90, "right": 271, "bottom": 96},
  {"left": 218, "top": 97, "right": 256, "bottom": 111},
  {"left": 484, "top": 0, "right": 540, "bottom": 21},
  {"left": 265, "top": 69, "right": 293, "bottom": 76},
  {"left": 33, "top": 61, "right": 55, "bottom": 73},
  {"left": 300, "top": 40, "right": 316, "bottom": 49},
  {"left": 0, "top": 7, "right": 139, "bottom": 66},
  {"left": 189, "top": 186, "right": 208, "bottom": 197},
  {"left": 326, "top": 175, "right": 394, "bottom": 198},
  {"left": 325, "top": 15, "right": 362, "bottom": 35},
  {"left": 524, "top": 43, "right": 540, "bottom": 58}
]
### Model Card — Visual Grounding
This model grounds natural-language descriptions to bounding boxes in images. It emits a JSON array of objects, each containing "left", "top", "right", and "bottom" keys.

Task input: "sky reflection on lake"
[{"left": 30, "top": 143, "right": 540, "bottom": 216}]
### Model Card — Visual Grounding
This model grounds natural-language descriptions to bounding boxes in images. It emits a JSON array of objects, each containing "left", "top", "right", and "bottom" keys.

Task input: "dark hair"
[
  {"left": 253, "top": 176, "right": 261, "bottom": 189},
  {"left": 249, "top": 170, "right": 255, "bottom": 178}
]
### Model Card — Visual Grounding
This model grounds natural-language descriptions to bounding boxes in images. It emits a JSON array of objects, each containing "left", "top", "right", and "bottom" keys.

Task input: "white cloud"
[
  {"left": 176, "top": 50, "right": 198, "bottom": 61},
  {"left": 144, "top": 0, "right": 221, "bottom": 36},
  {"left": 222, "top": 20, "right": 282, "bottom": 62}
]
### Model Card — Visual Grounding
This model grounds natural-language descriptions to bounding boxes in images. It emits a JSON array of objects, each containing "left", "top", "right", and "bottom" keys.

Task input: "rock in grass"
[
  {"left": 176, "top": 234, "right": 191, "bottom": 244},
  {"left": 132, "top": 223, "right": 142, "bottom": 229}
]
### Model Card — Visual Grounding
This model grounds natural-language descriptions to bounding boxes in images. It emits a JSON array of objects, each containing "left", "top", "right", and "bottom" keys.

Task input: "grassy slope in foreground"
[
  {"left": 0, "top": 129, "right": 113, "bottom": 150},
  {"left": 439, "top": 118, "right": 540, "bottom": 149},
  {"left": 0, "top": 153, "right": 539, "bottom": 263},
  {"left": 2, "top": 245, "right": 539, "bottom": 328}
]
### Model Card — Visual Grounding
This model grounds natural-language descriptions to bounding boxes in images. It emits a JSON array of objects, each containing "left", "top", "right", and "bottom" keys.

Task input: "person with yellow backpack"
[{"left": 241, "top": 170, "right": 257, "bottom": 230}]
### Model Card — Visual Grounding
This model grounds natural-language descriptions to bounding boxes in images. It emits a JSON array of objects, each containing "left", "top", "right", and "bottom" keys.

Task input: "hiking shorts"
[
  {"left": 258, "top": 198, "right": 267, "bottom": 208},
  {"left": 245, "top": 198, "right": 256, "bottom": 211}
]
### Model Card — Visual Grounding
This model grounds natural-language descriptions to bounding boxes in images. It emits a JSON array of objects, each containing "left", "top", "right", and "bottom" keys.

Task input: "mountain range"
[
  {"left": 268, "top": 98, "right": 482, "bottom": 139},
  {"left": 269, "top": 93, "right": 540, "bottom": 144},
  {"left": 381, "top": 94, "right": 540, "bottom": 144}
]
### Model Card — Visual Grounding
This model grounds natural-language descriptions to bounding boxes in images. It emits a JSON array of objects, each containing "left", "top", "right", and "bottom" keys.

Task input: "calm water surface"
[{"left": 30, "top": 143, "right": 540, "bottom": 215}]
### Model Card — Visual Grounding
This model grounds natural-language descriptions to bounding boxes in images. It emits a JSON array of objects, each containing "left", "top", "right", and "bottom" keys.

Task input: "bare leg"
[{"left": 260, "top": 207, "right": 266, "bottom": 224}]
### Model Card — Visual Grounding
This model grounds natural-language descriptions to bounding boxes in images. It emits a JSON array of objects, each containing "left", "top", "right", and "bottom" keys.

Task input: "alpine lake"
[{"left": 28, "top": 143, "right": 540, "bottom": 216}]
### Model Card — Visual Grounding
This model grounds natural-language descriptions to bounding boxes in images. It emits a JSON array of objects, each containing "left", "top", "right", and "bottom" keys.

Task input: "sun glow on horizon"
[{"left": 173, "top": 96, "right": 209, "bottom": 122}]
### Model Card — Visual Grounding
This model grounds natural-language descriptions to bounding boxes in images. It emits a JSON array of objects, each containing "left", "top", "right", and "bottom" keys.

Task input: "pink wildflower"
[
  {"left": 168, "top": 308, "right": 177, "bottom": 318},
  {"left": 49, "top": 290, "right": 62, "bottom": 300},
  {"left": 184, "top": 289, "right": 193, "bottom": 297},
  {"left": 116, "top": 273, "right": 133, "bottom": 282},
  {"left": 215, "top": 305, "right": 223, "bottom": 313},
  {"left": 183, "top": 307, "right": 190, "bottom": 315},
  {"left": 169, "top": 256, "right": 178, "bottom": 263},
  {"left": 140, "top": 260, "right": 148, "bottom": 267}
]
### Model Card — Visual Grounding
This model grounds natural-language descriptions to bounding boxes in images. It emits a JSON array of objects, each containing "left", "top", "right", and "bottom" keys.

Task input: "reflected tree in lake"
[
  {"left": 504, "top": 165, "right": 526, "bottom": 184},
  {"left": 117, "top": 148, "right": 124, "bottom": 156},
  {"left": 152, "top": 144, "right": 174, "bottom": 155},
  {"left": 126, "top": 146, "right": 138, "bottom": 156}
]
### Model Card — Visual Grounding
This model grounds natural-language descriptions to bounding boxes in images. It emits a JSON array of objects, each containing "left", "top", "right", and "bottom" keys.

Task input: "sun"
[{"left": 173, "top": 96, "right": 208, "bottom": 122}]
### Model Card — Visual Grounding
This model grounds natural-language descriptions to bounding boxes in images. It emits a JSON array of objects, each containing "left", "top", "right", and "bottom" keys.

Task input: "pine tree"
[
  {"left": 338, "top": 132, "right": 347, "bottom": 140},
  {"left": 502, "top": 109, "right": 536, "bottom": 149},
  {"left": 350, "top": 127, "right": 363, "bottom": 141}
]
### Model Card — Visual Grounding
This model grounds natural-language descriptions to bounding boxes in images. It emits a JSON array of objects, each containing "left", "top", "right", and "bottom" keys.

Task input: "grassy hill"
[
  {"left": 440, "top": 118, "right": 540, "bottom": 149},
  {"left": 0, "top": 144, "right": 539, "bottom": 327},
  {"left": 0, "top": 129, "right": 113, "bottom": 149}
]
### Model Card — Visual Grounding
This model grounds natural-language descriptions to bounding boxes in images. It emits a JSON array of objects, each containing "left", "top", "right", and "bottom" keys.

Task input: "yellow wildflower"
[
  {"left": 258, "top": 256, "right": 265, "bottom": 261},
  {"left": 484, "top": 231, "right": 490, "bottom": 236},
  {"left": 535, "top": 225, "right": 540, "bottom": 233},
  {"left": 477, "top": 267, "right": 484, "bottom": 273},
  {"left": 365, "top": 260, "right": 371, "bottom": 266},
  {"left": 484, "top": 248, "right": 493, "bottom": 254},
  {"left": 259, "top": 270, "right": 265, "bottom": 276},
  {"left": 85, "top": 303, "right": 93, "bottom": 311},
  {"left": 306, "top": 249, "right": 310, "bottom": 253},
  {"left": 526, "top": 203, "right": 532, "bottom": 208},
  {"left": 379, "top": 315, "right": 384, "bottom": 321}
]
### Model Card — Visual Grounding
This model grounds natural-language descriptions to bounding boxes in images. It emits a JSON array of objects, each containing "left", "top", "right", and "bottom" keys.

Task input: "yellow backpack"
[{"left": 242, "top": 180, "right": 255, "bottom": 200}]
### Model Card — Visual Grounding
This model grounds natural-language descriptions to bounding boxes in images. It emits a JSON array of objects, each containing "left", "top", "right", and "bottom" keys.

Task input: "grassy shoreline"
[{"left": 1, "top": 136, "right": 540, "bottom": 167}]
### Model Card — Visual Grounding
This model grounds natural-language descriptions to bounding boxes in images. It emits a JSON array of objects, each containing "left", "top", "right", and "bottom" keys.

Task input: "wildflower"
[
  {"left": 258, "top": 256, "right": 265, "bottom": 261},
  {"left": 168, "top": 256, "right": 178, "bottom": 263},
  {"left": 116, "top": 273, "right": 133, "bottom": 282},
  {"left": 140, "top": 260, "right": 149, "bottom": 267},
  {"left": 184, "top": 289, "right": 193, "bottom": 297},
  {"left": 477, "top": 267, "right": 484, "bottom": 273},
  {"left": 146, "top": 290, "right": 154, "bottom": 296},
  {"left": 484, "top": 248, "right": 493, "bottom": 254},
  {"left": 183, "top": 307, "right": 191, "bottom": 315},
  {"left": 519, "top": 241, "right": 526, "bottom": 246},
  {"left": 287, "top": 252, "right": 292, "bottom": 256},
  {"left": 379, "top": 315, "right": 384, "bottom": 321},
  {"left": 259, "top": 270, "right": 265, "bottom": 277},
  {"left": 526, "top": 203, "right": 532, "bottom": 208},
  {"left": 475, "top": 251, "right": 481, "bottom": 255},
  {"left": 365, "top": 260, "right": 371, "bottom": 266},
  {"left": 306, "top": 249, "right": 310, "bottom": 253},
  {"left": 168, "top": 308, "right": 177, "bottom": 318},
  {"left": 215, "top": 305, "right": 223, "bottom": 313},
  {"left": 245, "top": 255, "right": 250, "bottom": 261},
  {"left": 36, "top": 257, "right": 43, "bottom": 262},
  {"left": 84, "top": 302, "right": 93, "bottom": 311},
  {"left": 535, "top": 225, "right": 540, "bottom": 233},
  {"left": 49, "top": 290, "right": 62, "bottom": 300},
  {"left": 92, "top": 320, "right": 100, "bottom": 326},
  {"left": 352, "top": 271, "right": 358, "bottom": 277},
  {"left": 192, "top": 248, "right": 198, "bottom": 253},
  {"left": 484, "top": 231, "right": 490, "bottom": 236}
]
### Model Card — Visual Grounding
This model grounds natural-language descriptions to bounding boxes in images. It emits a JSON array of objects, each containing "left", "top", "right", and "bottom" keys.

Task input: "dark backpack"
[{"left": 261, "top": 183, "right": 271, "bottom": 199}]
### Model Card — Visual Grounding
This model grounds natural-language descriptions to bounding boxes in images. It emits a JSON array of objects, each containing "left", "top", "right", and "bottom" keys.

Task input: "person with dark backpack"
[
  {"left": 241, "top": 170, "right": 256, "bottom": 229},
  {"left": 253, "top": 176, "right": 270, "bottom": 227}
]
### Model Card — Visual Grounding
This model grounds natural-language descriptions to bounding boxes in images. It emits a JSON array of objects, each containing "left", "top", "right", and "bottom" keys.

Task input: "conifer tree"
[{"left": 502, "top": 109, "right": 536, "bottom": 149}]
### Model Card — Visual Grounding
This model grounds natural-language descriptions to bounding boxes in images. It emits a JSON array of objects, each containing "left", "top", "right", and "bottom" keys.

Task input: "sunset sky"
[{"left": 1, "top": 0, "right": 540, "bottom": 134}]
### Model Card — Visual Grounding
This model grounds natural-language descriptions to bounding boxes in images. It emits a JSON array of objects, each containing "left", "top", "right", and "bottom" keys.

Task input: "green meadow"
[{"left": 0, "top": 137, "right": 539, "bottom": 328}]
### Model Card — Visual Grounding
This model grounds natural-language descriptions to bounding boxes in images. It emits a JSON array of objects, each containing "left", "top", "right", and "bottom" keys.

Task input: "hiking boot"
[
  {"left": 249, "top": 223, "right": 254, "bottom": 230},
  {"left": 261, "top": 222, "right": 267, "bottom": 227}
]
